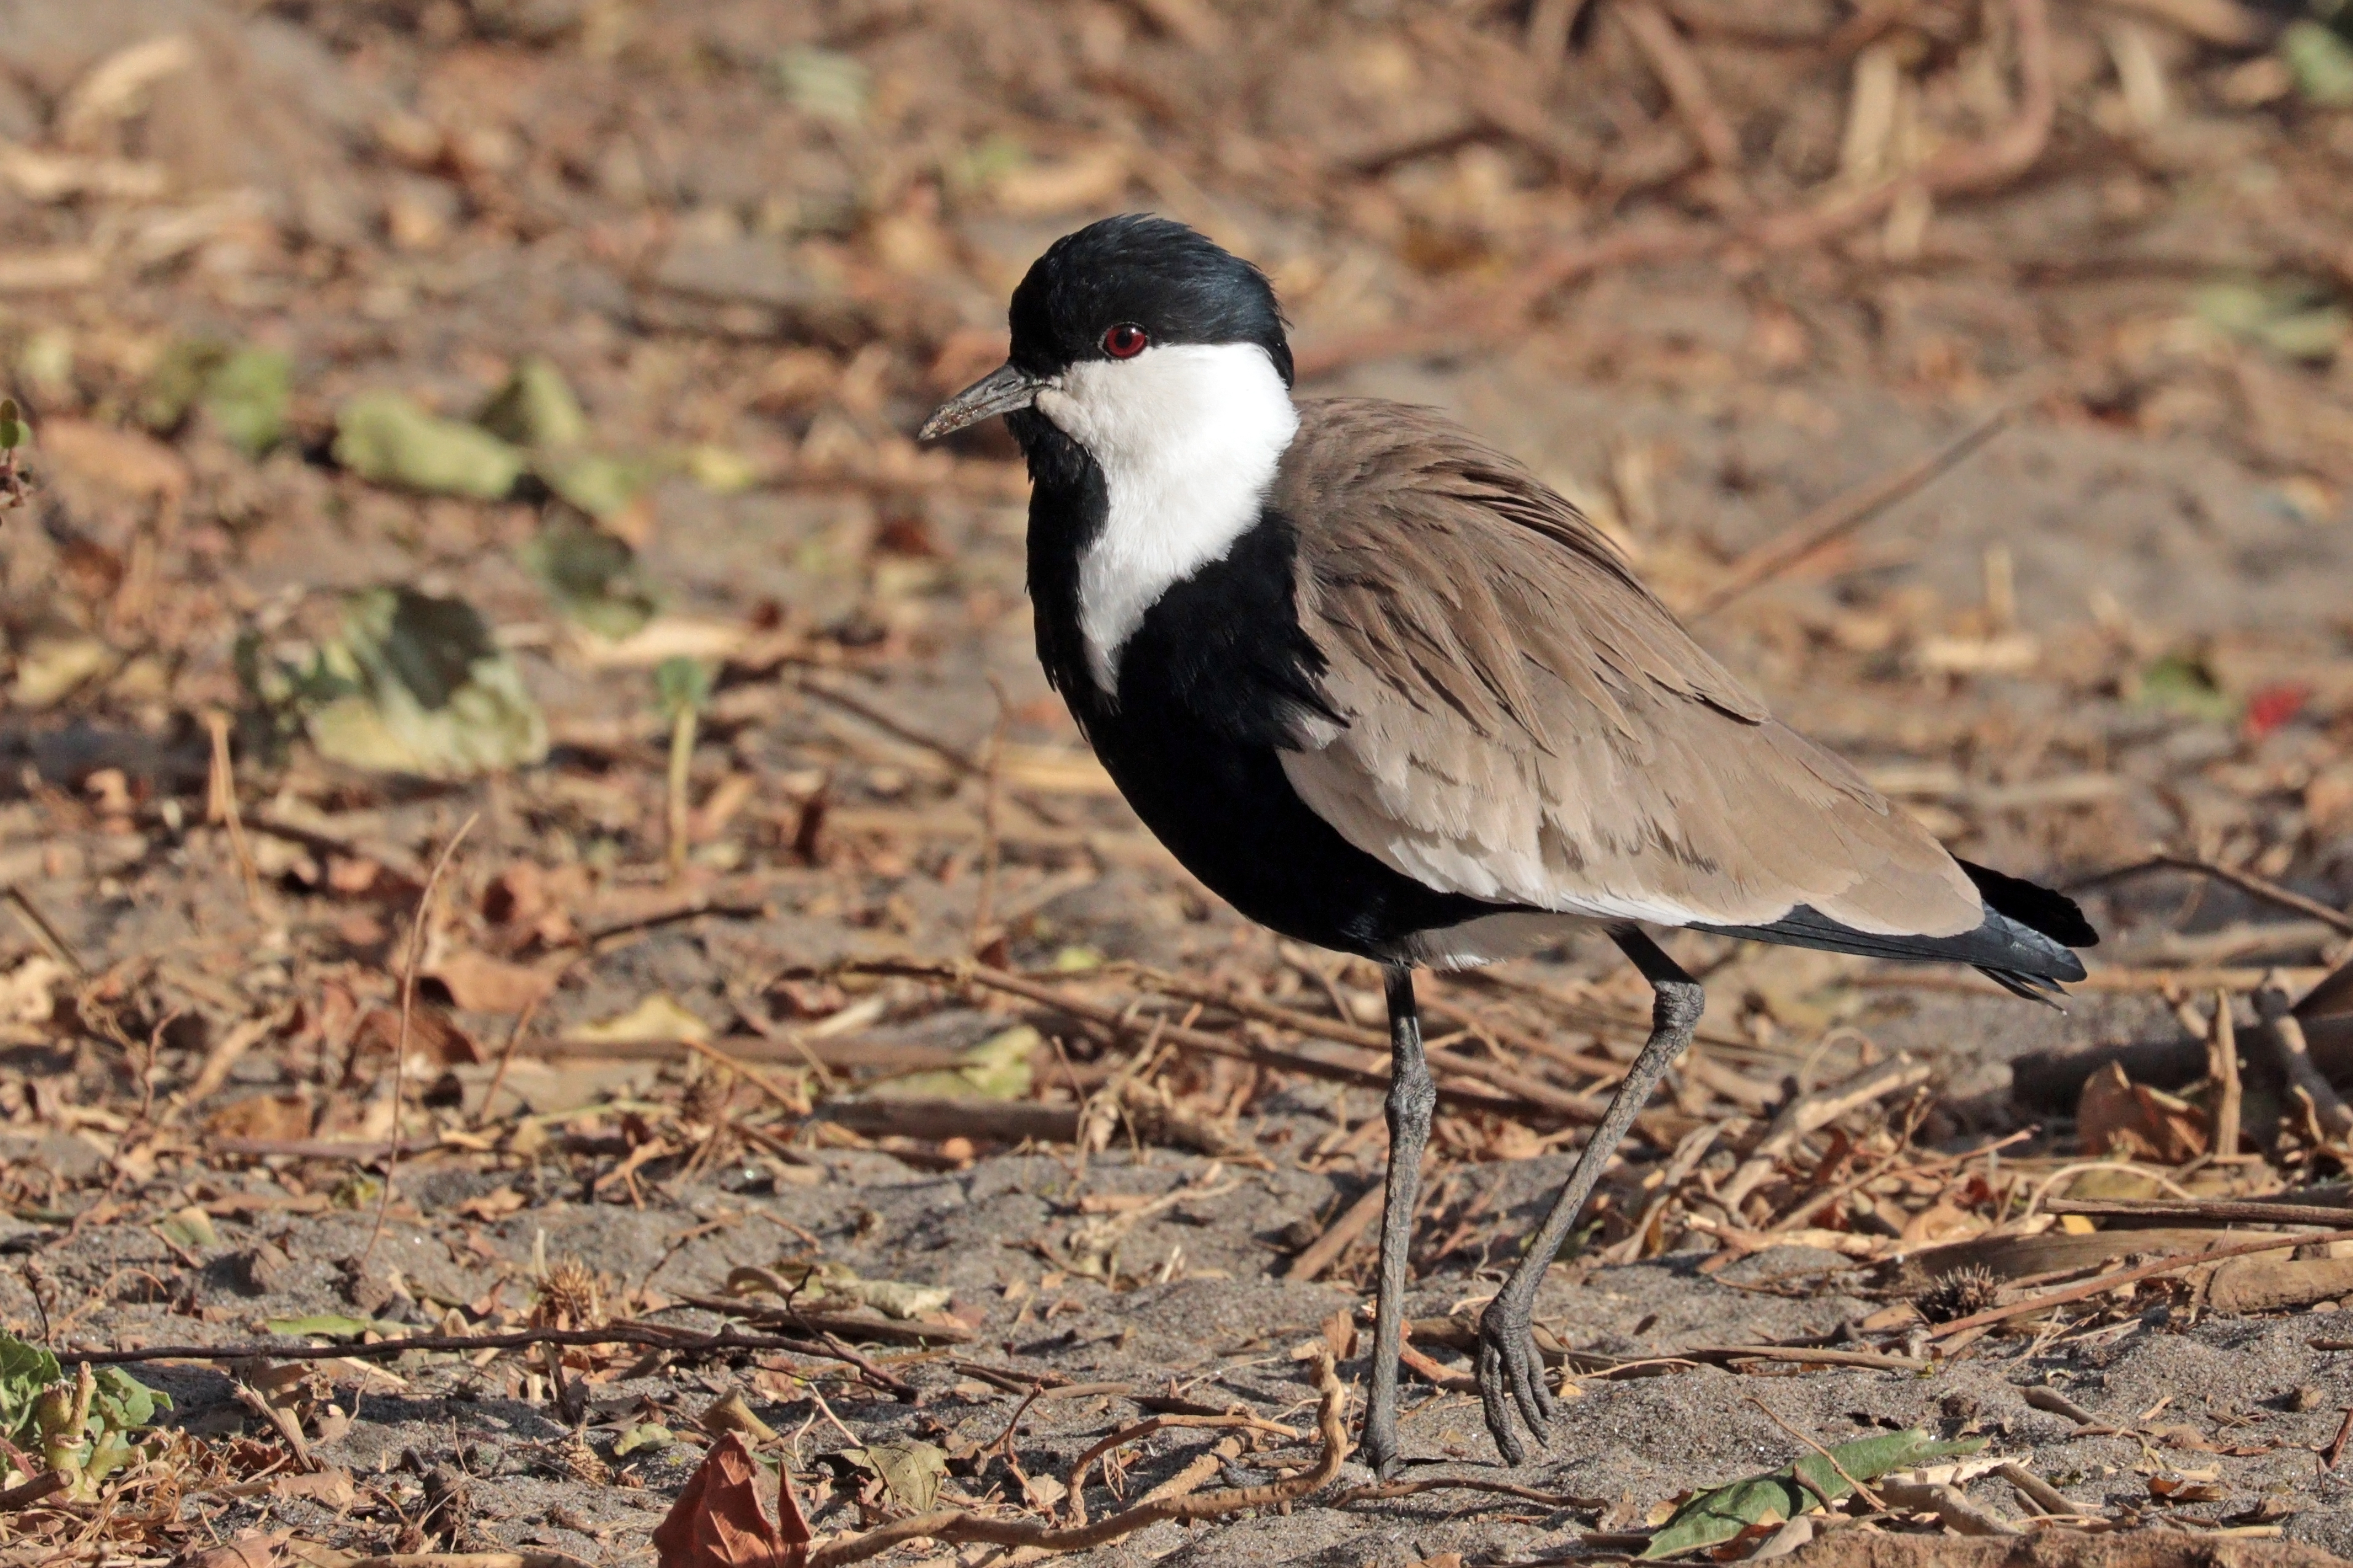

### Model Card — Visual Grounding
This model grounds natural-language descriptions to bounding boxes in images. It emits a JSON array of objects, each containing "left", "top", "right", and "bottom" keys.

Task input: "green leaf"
[
  {"left": 155, "top": 1204, "right": 220, "bottom": 1252},
  {"left": 655, "top": 656, "right": 713, "bottom": 721},
  {"left": 1639, "top": 1431, "right": 1984, "bottom": 1559},
  {"left": 88, "top": 1367, "right": 169, "bottom": 1433},
  {"left": 0, "top": 1332, "right": 62, "bottom": 1443},
  {"left": 871, "top": 1024, "right": 1039, "bottom": 1102},
  {"left": 536, "top": 449, "right": 655, "bottom": 520},
  {"left": 287, "top": 587, "right": 548, "bottom": 779},
  {"left": 203, "top": 348, "right": 292, "bottom": 456},
  {"left": 0, "top": 397, "right": 23, "bottom": 450},
  {"left": 334, "top": 391, "right": 526, "bottom": 499},
  {"left": 2134, "top": 650, "right": 2236, "bottom": 724},
  {"left": 138, "top": 338, "right": 224, "bottom": 432},
  {"left": 842, "top": 1438, "right": 946, "bottom": 1513},
  {"left": 614, "top": 1422, "right": 673, "bottom": 1457},
  {"left": 479, "top": 357, "right": 590, "bottom": 450},
  {"left": 521, "top": 513, "right": 660, "bottom": 639},
  {"left": 2283, "top": 18, "right": 2353, "bottom": 106},
  {"left": 775, "top": 47, "right": 869, "bottom": 124}
]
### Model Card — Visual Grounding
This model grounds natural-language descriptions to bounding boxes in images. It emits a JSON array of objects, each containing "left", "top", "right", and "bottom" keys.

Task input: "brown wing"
[{"left": 1276, "top": 398, "right": 1982, "bottom": 938}]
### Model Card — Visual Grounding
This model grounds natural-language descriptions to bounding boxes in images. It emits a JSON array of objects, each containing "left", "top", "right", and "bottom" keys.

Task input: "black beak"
[{"left": 918, "top": 362, "right": 1040, "bottom": 440}]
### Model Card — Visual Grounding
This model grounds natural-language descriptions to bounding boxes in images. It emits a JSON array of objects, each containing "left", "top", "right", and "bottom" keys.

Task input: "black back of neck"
[{"left": 1007, "top": 407, "right": 1109, "bottom": 722}]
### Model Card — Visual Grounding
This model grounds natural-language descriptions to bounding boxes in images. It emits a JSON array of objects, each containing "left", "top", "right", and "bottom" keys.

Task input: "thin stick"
[
  {"left": 62, "top": 1323, "right": 904, "bottom": 1383},
  {"left": 358, "top": 811, "right": 479, "bottom": 1276},
  {"left": 204, "top": 710, "right": 266, "bottom": 916},
  {"left": 2075, "top": 854, "right": 2353, "bottom": 937},
  {"left": 2208, "top": 989, "right": 2242, "bottom": 1160},
  {"left": 2, "top": 885, "right": 84, "bottom": 974},
  {"left": 803, "top": 1348, "right": 1349, "bottom": 1568},
  {"left": 1334, "top": 1475, "right": 1602, "bottom": 1509},
  {"left": 676, "top": 1033, "right": 810, "bottom": 1115},
  {"left": 2258, "top": 980, "right": 2353, "bottom": 1145},
  {"left": 1064, "top": 1414, "right": 1296, "bottom": 1526},
  {"left": 1746, "top": 1395, "right": 1885, "bottom": 1512},
  {"left": 1692, "top": 397, "right": 2023, "bottom": 615},
  {"left": 1929, "top": 1227, "right": 2353, "bottom": 1338},
  {"left": 1617, "top": 1, "right": 1743, "bottom": 175}
]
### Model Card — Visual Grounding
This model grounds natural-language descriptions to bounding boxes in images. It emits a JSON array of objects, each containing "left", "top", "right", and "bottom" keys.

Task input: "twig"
[
  {"left": 1335, "top": 1475, "right": 1602, "bottom": 1509},
  {"left": 2, "top": 885, "right": 85, "bottom": 975},
  {"left": 1930, "top": 1227, "right": 2353, "bottom": 1337},
  {"left": 2209, "top": 989, "right": 2243, "bottom": 1159},
  {"left": 1874, "top": 1478, "right": 2018, "bottom": 1536},
  {"left": 1616, "top": 1, "right": 1743, "bottom": 175},
  {"left": 1285, "top": 1177, "right": 1388, "bottom": 1284},
  {"left": 346, "top": 1554, "right": 595, "bottom": 1568},
  {"left": 204, "top": 709, "right": 266, "bottom": 917},
  {"left": 2258, "top": 979, "right": 2353, "bottom": 1145},
  {"left": 804, "top": 1347, "right": 1349, "bottom": 1567},
  {"left": 358, "top": 812, "right": 479, "bottom": 1277},
  {"left": 1690, "top": 398, "right": 2025, "bottom": 615},
  {"left": 2325, "top": 1406, "right": 2353, "bottom": 1470},
  {"left": 675, "top": 1033, "right": 811, "bottom": 1116},
  {"left": 2074, "top": 854, "right": 2353, "bottom": 937},
  {"left": 62, "top": 1323, "right": 906, "bottom": 1382},
  {"left": 1715, "top": 1054, "right": 1932, "bottom": 1209},
  {"left": 1064, "top": 1413, "right": 1298, "bottom": 1526},
  {"left": 1745, "top": 1395, "right": 1886, "bottom": 1512},
  {"left": 825, "top": 957, "right": 1589, "bottom": 1121},
  {"left": 0, "top": 1470, "right": 68, "bottom": 1511},
  {"left": 1992, "top": 1461, "right": 2079, "bottom": 1518},
  {"left": 2045, "top": 1195, "right": 2352, "bottom": 1227}
]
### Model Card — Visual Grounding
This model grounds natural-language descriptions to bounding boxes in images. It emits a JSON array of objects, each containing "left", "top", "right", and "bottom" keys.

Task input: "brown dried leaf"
[
  {"left": 428, "top": 949, "right": 556, "bottom": 1013},
  {"left": 653, "top": 1431, "right": 810, "bottom": 1568},
  {"left": 206, "top": 1092, "right": 314, "bottom": 1143},
  {"left": 2077, "top": 1061, "right": 2207, "bottom": 1163},
  {"left": 271, "top": 1467, "right": 357, "bottom": 1507},
  {"left": 177, "top": 1531, "right": 289, "bottom": 1568},
  {"left": 351, "top": 1003, "right": 483, "bottom": 1066}
]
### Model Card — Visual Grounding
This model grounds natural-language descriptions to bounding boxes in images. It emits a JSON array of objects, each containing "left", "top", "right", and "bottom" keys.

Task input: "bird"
[{"left": 919, "top": 213, "right": 2097, "bottom": 1478}]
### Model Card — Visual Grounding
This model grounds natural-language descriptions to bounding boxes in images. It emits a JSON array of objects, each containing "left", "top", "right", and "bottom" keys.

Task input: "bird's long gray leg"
[
  {"left": 1360, "top": 963, "right": 1434, "bottom": 1480},
  {"left": 1476, "top": 928, "right": 1702, "bottom": 1465}
]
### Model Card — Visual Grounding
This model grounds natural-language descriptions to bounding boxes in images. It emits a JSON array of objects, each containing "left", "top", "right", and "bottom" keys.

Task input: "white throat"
[{"left": 1034, "top": 341, "right": 1298, "bottom": 693}]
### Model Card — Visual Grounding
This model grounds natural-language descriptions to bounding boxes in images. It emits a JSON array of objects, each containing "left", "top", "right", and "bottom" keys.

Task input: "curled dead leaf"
[{"left": 653, "top": 1430, "right": 810, "bottom": 1568}]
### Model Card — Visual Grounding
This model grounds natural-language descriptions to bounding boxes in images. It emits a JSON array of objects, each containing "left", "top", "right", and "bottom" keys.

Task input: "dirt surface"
[{"left": 2, "top": 0, "right": 2353, "bottom": 1564}]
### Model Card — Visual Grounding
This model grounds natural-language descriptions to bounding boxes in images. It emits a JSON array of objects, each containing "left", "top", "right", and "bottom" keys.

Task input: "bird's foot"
[{"left": 1474, "top": 1290, "right": 1559, "bottom": 1467}]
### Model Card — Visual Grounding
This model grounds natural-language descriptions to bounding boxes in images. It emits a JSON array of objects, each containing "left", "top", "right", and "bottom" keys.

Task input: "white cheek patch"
[{"left": 1034, "top": 342, "right": 1299, "bottom": 694}]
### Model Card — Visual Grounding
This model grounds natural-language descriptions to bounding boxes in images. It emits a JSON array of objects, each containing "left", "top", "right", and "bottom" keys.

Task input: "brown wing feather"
[{"left": 1275, "top": 399, "right": 1981, "bottom": 938}]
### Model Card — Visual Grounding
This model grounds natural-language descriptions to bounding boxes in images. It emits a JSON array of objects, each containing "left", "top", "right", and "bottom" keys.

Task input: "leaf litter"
[{"left": 1, "top": 0, "right": 2352, "bottom": 1564}]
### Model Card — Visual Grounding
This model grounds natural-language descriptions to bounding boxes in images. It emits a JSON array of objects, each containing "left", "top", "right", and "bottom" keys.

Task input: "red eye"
[{"left": 1101, "top": 324, "right": 1149, "bottom": 359}]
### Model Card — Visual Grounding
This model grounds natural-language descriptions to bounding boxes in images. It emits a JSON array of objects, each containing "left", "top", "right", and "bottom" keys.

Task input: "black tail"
[{"left": 1696, "top": 861, "right": 2098, "bottom": 1006}]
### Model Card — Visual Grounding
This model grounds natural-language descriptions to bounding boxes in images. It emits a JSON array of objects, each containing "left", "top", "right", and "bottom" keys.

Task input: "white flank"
[{"left": 1033, "top": 341, "right": 1298, "bottom": 693}]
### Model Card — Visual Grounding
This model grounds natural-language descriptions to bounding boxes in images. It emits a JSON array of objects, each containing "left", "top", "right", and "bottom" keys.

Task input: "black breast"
[{"left": 1012, "top": 411, "right": 1504, "bottom": 959}]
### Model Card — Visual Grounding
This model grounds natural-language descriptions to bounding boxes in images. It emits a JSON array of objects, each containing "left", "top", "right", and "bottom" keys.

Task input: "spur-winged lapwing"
[{"left": 921, "top": 214, "right": 2096, "bottom": 1476}]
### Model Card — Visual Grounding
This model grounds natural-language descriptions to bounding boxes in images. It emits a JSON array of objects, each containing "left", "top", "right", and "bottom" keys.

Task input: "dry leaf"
[
  {"left": 653, "top": 1431, "right": 810, "bottom": 1568},
  {"left": 271, "top": 1467, "right": 357, "bottom": 1507},
  {"left": 700, "top": 1389, "right": 778, "bottom": 1443},
  {"left": 351, "top": 1003, "right": 483, "bottom": 1066},
  {"left": 428, "top": 949, "right": 556, "bottom": 1014},
  {"left": 178, "top": 1531, "right": 290, "bottom": 1568},
  {"left": 2077, "top": 1061, "right": 2207, "bottom": 1163},
  {"left": 206, "top": 1092, "right": 314, "bottom": 1143},
  {"left": 571, "top": 992, "right": 713, "bottom": 1045}
]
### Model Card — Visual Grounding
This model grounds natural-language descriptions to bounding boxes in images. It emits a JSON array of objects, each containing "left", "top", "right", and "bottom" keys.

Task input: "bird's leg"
[
  {"left": 1360, "top": 963, "right": 1434, "bottom": 1480},
  {"left": 1476, "top": 928, "right": 1702, "bottom": 1465}
]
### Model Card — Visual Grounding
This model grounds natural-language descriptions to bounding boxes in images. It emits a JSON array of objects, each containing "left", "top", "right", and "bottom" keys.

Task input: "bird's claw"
[{"left": 1475, "top": 1292, "right": 1558, "bottom": 1467}]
